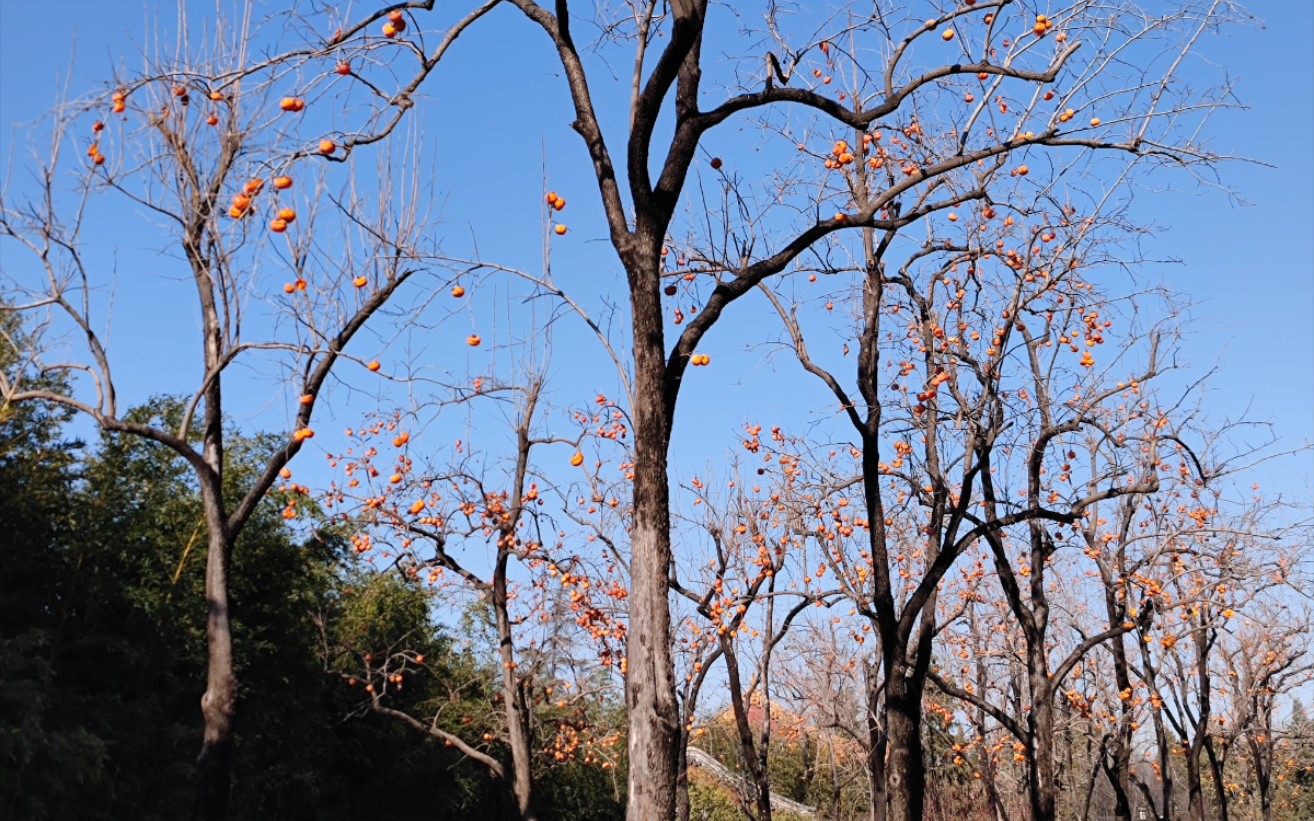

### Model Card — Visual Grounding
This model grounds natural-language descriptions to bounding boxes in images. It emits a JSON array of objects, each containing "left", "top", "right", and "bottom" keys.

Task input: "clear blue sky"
[{"left": 1, "top": 1, "right": 1309, "bottom": 509}]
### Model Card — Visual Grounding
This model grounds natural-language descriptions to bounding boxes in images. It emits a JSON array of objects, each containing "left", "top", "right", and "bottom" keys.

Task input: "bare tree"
[{"left": 0, "top": 18, "right": 440, "bottom": 818}]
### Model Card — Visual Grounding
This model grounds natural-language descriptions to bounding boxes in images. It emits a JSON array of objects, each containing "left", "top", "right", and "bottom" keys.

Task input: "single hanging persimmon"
[
  {"left": 232, "top": 193, "right": 252, "bottom": 211},
  {"left": 709, "top": 157, "right": 723, "bottom": 170},
  {"left": 319, "top": 139, "right": 337, "bottom": 155},
  {"left": 206, "top": 115, "right": 219, "bottom": 126},
  {"left": 270, "top": 218, "right": 288, "bottom": 233},
  {"left": 93, "top": 121, "right": 104, "bottom": 133},
  {"left": 244, "top": 178, "right": 264, "bottom": 195},
  {"left": 451, "top": 285, "right": 465, "bottom": 298},
  {"left": 273, "top": 176, "right": 293, "bottom": 190},
  {"left": 467, "top": 334, "right": 482, "bottom": 347},
  {"left": 299, "top": 394, "right": 314, "bottom": 405},
  {"left": 570, "top": 452, "right": 585, "bottom": 467},
  {"left": 367, "top": 360, "right": 381, "bottom": 372},
  {"left": 554, "top": 225, "right": 568, "bottom": 236},
  {"left": 942, "top": 29, "right": 955, "bottom": 41},
  {"left": 353, "top": 276, "right": 369, "bottom": 288},
  {"left": 553, "top": 197, "right": 566, "bottom": 211},
  {"left": 335, "top": 62, "right": 352, "bottom": 76},
  {"left": 209, "top": 91, "right": 224, "bottom": 102},
  {"left": 277, "top": 207, "right": 296, "bottom": 223}
]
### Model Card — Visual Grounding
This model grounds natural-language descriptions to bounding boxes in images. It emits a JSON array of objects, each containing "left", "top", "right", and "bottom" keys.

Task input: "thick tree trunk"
[
  {"left": 1026, "top": 611, "right": 1057, "bottom": 821},
  {"left": 1185, "top": 743, "right": 1206, "bottom": 821},
  {"left": 193, "top": 500, "right": 235, "bottom": 821},
  {"left": 625, "top": 250, "right": 680, "bottom": 821},
  {"left": 1028, "top": 676, "right": 1057, "bottom": 821},
  {"left": 883, "top": 667, "right": 926, "bottom": 821}
]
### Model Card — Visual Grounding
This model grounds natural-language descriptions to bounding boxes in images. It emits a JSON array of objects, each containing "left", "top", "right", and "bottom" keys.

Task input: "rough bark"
[
  {"left": 624, "top": 246, "right": 681, "bottom": 821},
  {"left": 495, "top": 556, "right": 538, "bottom": 821},
  {"left": 193, "top": 509, "right": 235, "bottom": 821}
]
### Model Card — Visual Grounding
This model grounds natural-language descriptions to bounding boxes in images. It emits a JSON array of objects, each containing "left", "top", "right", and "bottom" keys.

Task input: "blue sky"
[{"left": 1, "top": 0, "right": 1310, "bottom": 512}]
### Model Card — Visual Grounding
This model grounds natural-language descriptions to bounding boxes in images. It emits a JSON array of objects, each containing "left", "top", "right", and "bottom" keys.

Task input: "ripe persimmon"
[
  {"left": 570, "top": 452, "right": 585, "bottom": 467},
  {"left": 335, "top": 62, "right": 351, "bottom": 76},
  {"left": 277, "top": 207, "right": 297, "bottom": 223},
  {"left": 354, "top": 276, "right": 369, "bottom": 288},
  {"left": 467, "top": 334, "right": 482, "bottom": 346},
  {"left": 554, "top": 225, "right": 568, "bottom": 235},
  {"left": 319, "top": 139, "right": 337, "bottom": 155},
  {"left": 273, "top": 176, "right": 293, "bottom": 190},
  {"left": 451, "top": 285, "right": 465, "bottom": 298},
  {"left": 270, "top": 218, "right": 288, "bottom": 233},
  {"left": 367, "top": 360, "right": 381, "bottom": 372}
]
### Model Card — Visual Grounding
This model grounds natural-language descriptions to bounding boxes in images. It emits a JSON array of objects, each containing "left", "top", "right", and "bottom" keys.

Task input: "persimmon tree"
[
  {"left": 318, "top": 378, "right": 632, "bottom": 820},
  {"left": 211, "top": 2, "right": 1236, "bottom": 817},
  {"left": 667, "top": 458, "right": 842, "bottom": 821},
  {"left": 2, "top": 2, "right": 1256, "bottom": 819},
  {"left": 472, "top": 3, "right": 1238, "bottom": 816},
  {"left": 0, "top": 21, "right": 442, "bottom": 819}
]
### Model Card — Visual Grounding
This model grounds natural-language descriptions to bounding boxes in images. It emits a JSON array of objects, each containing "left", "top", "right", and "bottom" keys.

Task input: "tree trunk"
[
  {"left": 865, "top": 672, "right": 887, "bottom": 821},
  {"left": 193, "top": 499, "right": 235, "bottom": 821},
  {"left": 723, "top": 637, "right": 772, "bottom": 821},
  {"left": 675, "top": 736, "right": 691, "bottom": 821},
  {"left": 495, "top": 555, "right": 537, "bottom": 821},
  {"left": 625, "top": 250, "right": 680, "bottom": 821},
  {"left": 883, "top": 666, "right": 926, "bottom": 821},
  {"left": 1185, "top": 742, "right": 1205, "bottom": 821},
  {"left": 1028, "top": 657, "right": 1057, "bottom": 821}
]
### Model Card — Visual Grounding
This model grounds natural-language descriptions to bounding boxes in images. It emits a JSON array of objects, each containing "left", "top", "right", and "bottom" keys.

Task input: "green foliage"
[{"left": 0, "top": 397, "right": 490, "bottom": 819}]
